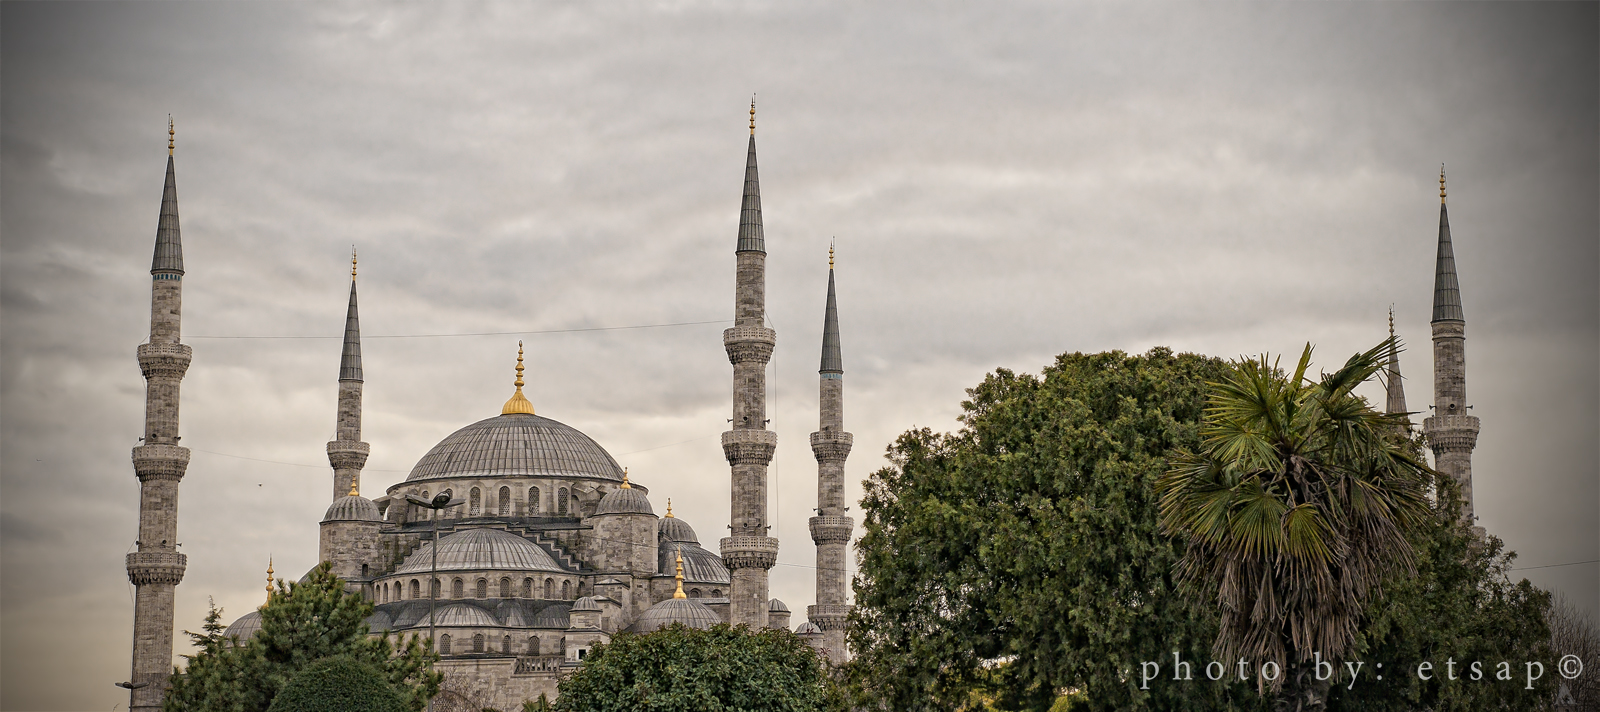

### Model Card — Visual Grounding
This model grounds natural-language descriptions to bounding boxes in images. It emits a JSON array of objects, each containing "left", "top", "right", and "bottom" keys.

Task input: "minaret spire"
[
  {"left": 1422, "top": 164, "right": 1480, "bottom": 525},
  {"left": 809, "top": 244, "right": 854, "bottom": 662},
  {"left": 126, "top": 120, "right": 193, "bottom": 712},
  {"left": 328, "top": 251, "right": 370, "bottom": 501},
  {"left": 721, "top": 100, "right": 780, "bottom": 628},
  {"left": 1385, "top": 306, "right": 1408, "bottom": 418}
]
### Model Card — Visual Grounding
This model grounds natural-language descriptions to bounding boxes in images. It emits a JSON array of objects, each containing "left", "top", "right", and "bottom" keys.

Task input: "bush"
[{"left": 266, "top": 655, "right": 407, "bottom": 712}]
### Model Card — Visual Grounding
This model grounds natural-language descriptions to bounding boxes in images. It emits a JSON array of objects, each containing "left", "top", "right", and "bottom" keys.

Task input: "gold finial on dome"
[
  {"left": 349, "top": 478, "right": 359, "bottom": 497},
  {"left": 501, "top": 341, "right": 536, "bottom": 415},
  {"left": 665, "top": 498, "right": 673, "bottom": 518},
  {"left": 672, "top": 553, "right": 687, "bottom": 599},
  {"left": 750, "top": 97, "right": 756, "bottom": 136},
  {"left": 621, "top": 467, "right": 631, "bottom": 489},
  {"left": 168, "top": 115, "right": 175, "bottom": 155},
  {"left": 1439, "top": 164, "right": 1447, "bottom": 203}
]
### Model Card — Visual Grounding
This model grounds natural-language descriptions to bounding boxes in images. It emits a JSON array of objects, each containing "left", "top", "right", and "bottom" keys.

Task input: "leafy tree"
[
  {"left": 1156, "top": 341, "right": 1435, "bottom": 711},
  {"left": 553, "top": 623, "right": 827, "bottom": 712},
  {"left": 847, "top": 348, "right": 1267, "bottom": 711},
  {"left": 265, "top": 655, "right": 407, "bottom": 712},
  {"left": 165, "top": 562, "right": 441, "bottom": 712}
]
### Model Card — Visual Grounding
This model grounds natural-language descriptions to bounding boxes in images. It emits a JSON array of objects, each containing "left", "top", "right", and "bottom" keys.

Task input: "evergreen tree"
[
  {"left": 165, "top": 562, "right": 441, "bottom": 712},
  {"left": 265, "top": 655, "right": 407, "bottom": 712}
]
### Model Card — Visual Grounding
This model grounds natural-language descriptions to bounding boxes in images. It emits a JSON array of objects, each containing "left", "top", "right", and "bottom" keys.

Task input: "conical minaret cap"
[
  {"left": 151, "top": 122, "right": 184, "bottom": 275},
  {"left": 736, "top": 101, "right": 765, "bottom": 253},
  {"left": 339, "top": 250, "right": 363, "bottom": 382},
  {"left": 1385, "top": 307, "right": 1408, "bottom": 416},
  {"left": 820, "top": 245, "right": 843, "bottom": 374},
  {"left": 1431, "top": 166, "right": 1464, "bottom": 323}
]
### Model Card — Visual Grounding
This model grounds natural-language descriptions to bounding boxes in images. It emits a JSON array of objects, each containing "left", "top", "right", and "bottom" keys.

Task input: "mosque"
[{"left": 122, "top": 105, "right": 856, "bottom": 711}]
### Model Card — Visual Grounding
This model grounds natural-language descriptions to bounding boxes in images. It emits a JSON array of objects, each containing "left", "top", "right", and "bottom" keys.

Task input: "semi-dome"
[
  {"left": 404, "top": 413, "right": 625, "bottom": 484},
  {"left": 594, "top": 486, "right": 653, "bottom": 516},
  {"left": 571, "top": 596, "right": 602, "bottom": 612},
  {"left": 323, "top": 494, "right": 381, "bottom": 523},
  {"left": 659, "top": 541, "right": 730, "bottom": 585},
  {"left": 768, "top": 598, "right": 789, "bottom": 613},
  {"left": 224, "top": 610, "right": 262, "bottom": 645},
  {"left": 625, "top": 598, "right": 721, "bottom": 633},
  {"left": 411, "top": 603, "right": 499, "bottom": 628},
  {"left": 394, "top": 528, "right": 567, "bottom": 574}
]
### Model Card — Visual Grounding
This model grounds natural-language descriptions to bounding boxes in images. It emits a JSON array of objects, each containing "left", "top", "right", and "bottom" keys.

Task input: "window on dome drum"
[
  {"left": 500, "top": 577, "right": 512, "bottom": 598},
  {"left": 498, "top": 486, "right": 511, "bottom": 516},
  {"left": 562, "top": 581, "right": 571, "bottom": 599},
  {"left": 476, "top": 578, "right": 488, "bottom": 599},
  {"left": 502, "top": 635, "right": 511, "bottom": 654},
  {"left": 410, "top": 580, "right": 419, "bottom": 599},
  {"left": 432, "top": 578, "right": 442, "bottom": 598},
  {"left": 469, "top": 488, "right": 481, "bottom": 516},
  {"left": 440, "top": 634, "right": 452, "bottom": 655},
  {"left": 711, "top": 589, "right": 721, "bottom": 597},
  {"left": 473, "top": 634, "right": 485, "bottom": 653},
  {"left": 690, "top": 588, "right": 700, "bottom": 598},
  {"left": 528, "top": 487, "right": 540, "bottom": 515},
  {"left": 522, "top": 578, "right": 533, "bottom": 598},
  {"left": 544, "top": 578, "right": 554, "bottom": 599},
  {"left": 419, "top": 490, "right": 430, "bottom": 520},
  {"left": 452, "top": 578, "right": 464, "bottom": 599},
  {"left": 528, "top": 636, "right": 540, "bottom": 655},
  {"left": 557, "top": 488, "right": 568, "bottom": 514}
]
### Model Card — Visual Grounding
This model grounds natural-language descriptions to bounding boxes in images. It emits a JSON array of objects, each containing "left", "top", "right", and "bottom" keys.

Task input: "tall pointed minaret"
[
  {"left": 808, "top": 244, "right": 854, "bottom": 662},
  {"left": 720, "top": 100, "right": 780, "bottom": 628},
  {"left": 1421, "top": 166, "right": 1480, "bottom": 522},
  {"left": 125, "top": 118, "right": 191, "bottom": 712},
  {"left": 1385, "top": 306, "right": 1409, "bottom": 418},
  {"left": 328, "top": 249, "right": 370, "bottom": 501}
]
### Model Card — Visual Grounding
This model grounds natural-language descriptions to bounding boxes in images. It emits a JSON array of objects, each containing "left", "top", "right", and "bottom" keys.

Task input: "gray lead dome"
[
  {"left": 406, "top": 413, "right": 625, "bottom": 483},
  {"left": 323, "top": 494, "right": 380, "bottom": 523},
  {"left": 626, "top": 598, "right": 721, "bottom": 633},
  {"left": 394, "top": 528, "right": 567, "bottom": 574},
  {"left": 594, "top": 487, "right": 653, "bottom": 516}
]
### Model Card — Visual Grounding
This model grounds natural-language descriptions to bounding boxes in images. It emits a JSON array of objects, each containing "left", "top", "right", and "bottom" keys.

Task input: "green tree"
[
  {"left": 553, "top": 623, "right": 827, "bottom": 712},
  {"left": 165, "top": 562, "right": 441, "bottom": 712},
  {"left": 847, "top": 348, "right": 1267, "bottom": 711},
  {"left": 1157, "top": 342, "right": 1433, "bottom": 711},
  {"left": 265, "top": 655, "right": 407, "bottom": 712}
]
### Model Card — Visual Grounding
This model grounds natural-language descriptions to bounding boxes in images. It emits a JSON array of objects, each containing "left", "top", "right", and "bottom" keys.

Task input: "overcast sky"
[{"left": 2, "top": 2, "right": 1595, "bottom": 710}]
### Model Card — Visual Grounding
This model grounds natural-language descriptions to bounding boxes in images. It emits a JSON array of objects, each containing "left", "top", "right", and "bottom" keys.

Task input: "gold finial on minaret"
[
  {"left": 829, "top": 239, "right": 835, "bottom": 270},
  {"left": 501, "top": 341, "right": 536, "bottom": 415},
  {"left": 665, "top": 498, "right": 673, "bottom": 517},
  {"left": 168, "top": 115, "right": 175, "bottom": 155},
  {"left": 750, "top": 96, "right": 756, "bottom": 135},
  {"left": 1389, "top": 305, "right": 1396, "bottom": 338},
  {"left": 1439, "top": 164, "right": 1447, "bottom": 203},
  {"left": 672, "top": 553, "right": 687, "bottom": 599},
  {"left": 621, "top": 467, "right": 631, "bottom": 489},
  {"left": 351, "top": 247, "right": 358, "bottom": 281},
  {"left": 262, "top": 557, "right": 274, "bottom": 607}
]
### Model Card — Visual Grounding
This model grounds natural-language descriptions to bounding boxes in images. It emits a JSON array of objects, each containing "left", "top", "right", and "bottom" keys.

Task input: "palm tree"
[{"left": 1157, "top": 339, "right": 1432, "bottom": 712}]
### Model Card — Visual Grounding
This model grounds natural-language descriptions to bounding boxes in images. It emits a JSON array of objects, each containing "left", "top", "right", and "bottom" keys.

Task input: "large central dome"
[{"left": 405, "top": 412, "right": 625, "bottom": 483}]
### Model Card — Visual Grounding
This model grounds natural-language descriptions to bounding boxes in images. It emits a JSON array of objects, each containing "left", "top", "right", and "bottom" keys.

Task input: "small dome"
[
  {"left": 659, "top": 516, "right": 698, "bottom": 544},
  {"left": 571, "top": 596, "right": 602, "bottom": 612},
  {"left": 224, "top": 610, "right": 262, "bottom": 645},
  {"left": 411, "top": 603, "right": 499, "bottom": 628},
  {"left": 394, "top": 528, "right": 566, "bottom": 575},
  {"left": 625, "top": 598, "right": 722, "bottom": 633},
  {"left": 659, "top": 541, "right": 730, "bottom": 585},
  {"left": 405, "top": 414, "right": 625, "bottom": 483},
  {"left": 768, "top": 598, "right": 789, "bottom": 613},
  {"left": 323, "top": 494, "right": 381, "bottom": 523},
  {"left": 794, "top": 621, "right": 822, "bottom": 635},
  {"left": 594, "top": 486, "right": 653, "bottom": 516}
]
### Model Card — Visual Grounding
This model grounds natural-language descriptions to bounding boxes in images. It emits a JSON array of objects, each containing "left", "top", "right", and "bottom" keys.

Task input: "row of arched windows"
[
  {"left": 407, "top": 485, "right": 584, "bottom": 520},
  {"left": 376, "top": 576, "right": 574, "bottom": 603},
  {"left": 436, "top": 634, "right": 551, "bottom": 656}
]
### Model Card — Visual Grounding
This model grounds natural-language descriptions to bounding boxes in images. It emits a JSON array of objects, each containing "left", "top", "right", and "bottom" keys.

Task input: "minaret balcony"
[
  {"left": 1422, "top": 414, "right": 1480, "bottom": 452},
  {"left": 136, "top": 342, "right": 192, "bottom": 379},
  {"left": 806, "top": 604, "right": 851, "bottom": 631},
  {"left": 126, "top": 550, "right": 187, "bottom": 586},
  {"left": 809, "top": 515, "right": 855, "bottom": 544},
  {"left": 326, "top": 440, "right": 371, "bottom": 470},
  {"left": 809, "top": 431, "right": 853, "bottom": 462},
  {"left": 721, "top": 429, "right": 777, "bottom": 466},
  {"left": 723, "top": 326, "right": 776, "bottom": 365},
  {"left": 720, "top": 536, "right": 779, "bottom": 570},
  {"left": 132, "top": 444, "right": 190, "bottom": 482}
]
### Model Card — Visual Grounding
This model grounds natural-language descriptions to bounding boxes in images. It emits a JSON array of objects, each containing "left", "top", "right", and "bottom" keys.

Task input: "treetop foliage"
[{"left": 265, "top": 655, "right": 407, "bottom": 712}]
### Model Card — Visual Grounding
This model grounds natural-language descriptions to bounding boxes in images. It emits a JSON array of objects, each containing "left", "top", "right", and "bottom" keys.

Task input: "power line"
[
  {"left": 1509, "top": 559, "right": 1600, "bottom": 572},
  {"left": 187, "top": 319, "right": 730, "bottom": 340}
]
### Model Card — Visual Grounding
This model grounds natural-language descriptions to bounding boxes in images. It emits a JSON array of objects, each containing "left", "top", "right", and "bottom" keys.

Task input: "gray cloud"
[{"left": 3, "top": 2, "right": 1595, "bottom": 710}]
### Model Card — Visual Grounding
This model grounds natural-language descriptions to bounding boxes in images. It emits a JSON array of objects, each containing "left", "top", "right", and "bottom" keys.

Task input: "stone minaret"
[
  {"left": 1421, "top": 167, "right": 1480, "bottom": 522},
  {"left": 720, "top": 101, "right": 779, "bottom": 628},
  {"left": 328, "top": 250, "right": 370, "bottom": 501},
  {"left": 808, "top": 245, "right": 854, "bottom": 662},
  {"left": 1385, "top": 307, "right": 1409, "bottom": 419},
  {"left": 125, "top": 119, "right": 190, "bottom": 712}
]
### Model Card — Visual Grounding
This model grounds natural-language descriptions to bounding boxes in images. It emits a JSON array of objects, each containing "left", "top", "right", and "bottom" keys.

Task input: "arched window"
[
  {"left": 469, "top": 487, "right": 481, "bottom": 516},
  {"left": 561, "top": 580, "right": 571, "bottom": 599},
  {"left": 498, "top": 486, "right": 511, "bottom": 516},
  {"left": 472, "top": 633, "right": 485, "bottom": 653},
  {"left": 522, "top": 578, "right": 533, "bottom": 598},
  {"left": 439, "top": 634, "right": 451, "bottom": 655},
  {"left": 528, "top": 487, "right": 540, "bottom": 515},
  {"left": 476, "top": 578, "right": 488, "bottom": 599},
  {"left": 410, "top": 580, "right": 420, "bottom": 599},
  {"left": 544, "top": 578, "right": 554, "bottom": 599},
  {"left": 557, "top": 487, "right": 568, "bottom": 514},
  {"left": 419, "top": 490, "right": 430, "bottom": 520},
  {"left": 528, "top": 636, "right": 540, "bottom": 655},
  {"left": 500, "top": 577, "right": 512, "bottom": 598},
  {"left": 502, "top": 635, "right": 511, "bottom": 654},
  {"left": 690, "top": 588, "right": 700, "bottom": 598},
  {"left": 452, "top": 578, "right": 464, "bottom": 599},
  {"left": 361, "top": 563, "right": 369, "bottom": 579},
  {"left": 711, "top": 589, "right": 721, "bottom": 597},
  {"left": 432, "top": 578, "right": 441, "bottom": 598}
]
